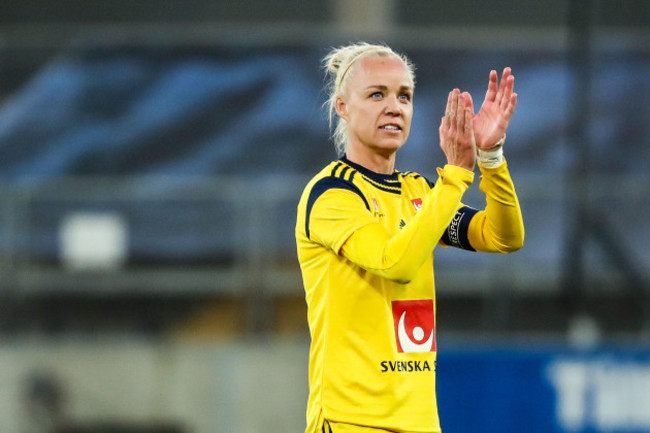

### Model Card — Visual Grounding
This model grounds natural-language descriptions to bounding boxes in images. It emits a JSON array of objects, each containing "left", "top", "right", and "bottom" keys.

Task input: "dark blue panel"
[{"left": 437, "top": 344, "right": 650, "bottom": 433}]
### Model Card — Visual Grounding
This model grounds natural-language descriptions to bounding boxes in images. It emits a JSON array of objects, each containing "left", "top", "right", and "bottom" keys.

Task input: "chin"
[
  {"left": 373, "top": 142, "right": 404, "bottom": 156},
  {"left": 384, "top": 138, "right": 406, "bottom": 150}
]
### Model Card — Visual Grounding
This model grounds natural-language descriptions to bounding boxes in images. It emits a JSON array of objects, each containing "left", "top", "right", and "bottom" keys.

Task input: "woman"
[{"left": 295, "top": 42, "right": 524, "bottom": 433}]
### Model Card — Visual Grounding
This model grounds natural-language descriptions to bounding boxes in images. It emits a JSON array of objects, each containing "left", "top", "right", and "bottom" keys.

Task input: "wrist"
[
  {"left": 440, "top": 164, "right": 475, "bottom": 186},
  {"left": 482, "top": 134, "right": 506, "bottom": 152},
  {"left": 477, "top": 146, "right": 504, "bottom": 168},
  {"left": 477, "top": 134, "right": 506, "bottom": 168}
]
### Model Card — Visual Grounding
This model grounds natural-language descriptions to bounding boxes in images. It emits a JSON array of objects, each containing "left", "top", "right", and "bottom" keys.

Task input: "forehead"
[{"left": 350, "top": 55, "right": 413, "bottom": 88}]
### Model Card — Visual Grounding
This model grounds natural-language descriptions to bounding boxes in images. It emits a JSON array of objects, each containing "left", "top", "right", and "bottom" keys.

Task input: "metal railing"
[
  {"left": 1, "top": 173, "right": 648, "bottom": 298},
  {"left": 0, "top": 175, "right": 306, "bottom": 296}
]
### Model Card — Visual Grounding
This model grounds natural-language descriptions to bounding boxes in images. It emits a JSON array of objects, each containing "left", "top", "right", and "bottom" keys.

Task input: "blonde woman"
[{"left": 296, "top": 42, "right": 524, "bottom": 433}]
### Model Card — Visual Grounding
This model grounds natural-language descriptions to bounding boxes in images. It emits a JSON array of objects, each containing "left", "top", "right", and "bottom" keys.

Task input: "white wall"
[{"left": 0, "top": 338, "right": 310, "bottom": 433}]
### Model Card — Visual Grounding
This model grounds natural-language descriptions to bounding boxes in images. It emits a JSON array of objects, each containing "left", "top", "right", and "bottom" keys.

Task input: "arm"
[
  {"left": 341, "top": 165, "right": 474, "bottom": 283},
  {"left": 468, "top": 159, "right": 525, "bottom": 253},
  {"left": 464, "top": 67, "right": 524, "bottom": 253}
]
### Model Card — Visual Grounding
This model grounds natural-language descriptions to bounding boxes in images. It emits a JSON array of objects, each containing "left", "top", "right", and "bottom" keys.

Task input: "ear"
[{"left": 335, "top": 96, "right": 348, "bottom": 121}]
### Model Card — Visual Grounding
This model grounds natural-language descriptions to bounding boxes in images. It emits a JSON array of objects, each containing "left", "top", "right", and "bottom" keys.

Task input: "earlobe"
[{"left": 335, "top": 96, "right": 348, "bottom": 120}]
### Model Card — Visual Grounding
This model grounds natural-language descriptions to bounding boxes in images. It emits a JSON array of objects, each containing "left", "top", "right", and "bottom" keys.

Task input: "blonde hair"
[{"left": 323, "top": 42, "right": 415, "bottom": 156}]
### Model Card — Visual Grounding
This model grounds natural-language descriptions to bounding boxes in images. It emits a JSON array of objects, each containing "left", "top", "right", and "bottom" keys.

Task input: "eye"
[
  {"left": 370, "top": 91, "right": 383, "bottom": 99},
  {"left": 399, "top": 93, "right": 412, "bottom": 102}
]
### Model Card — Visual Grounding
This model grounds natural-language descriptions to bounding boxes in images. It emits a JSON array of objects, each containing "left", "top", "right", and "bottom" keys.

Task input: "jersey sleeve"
[
  {"left": 307, "top": 185, "right": 377, "bottom": 255},
  {"left": 340, "top": 165, "right": 474, "bottom": 283},
  {"left": 467, "top": 158, "right": 525, "bottom": 253}
]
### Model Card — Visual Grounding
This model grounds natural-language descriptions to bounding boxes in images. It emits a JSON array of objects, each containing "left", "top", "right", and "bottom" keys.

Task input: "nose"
[{"left": 384, "top": 96, "right": 402, "bottom": 116}]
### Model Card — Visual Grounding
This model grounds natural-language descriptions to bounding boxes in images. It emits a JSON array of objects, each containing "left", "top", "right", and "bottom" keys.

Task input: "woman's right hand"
[{"left": 438, "top": 89, "right": 476, "bottom": 172}]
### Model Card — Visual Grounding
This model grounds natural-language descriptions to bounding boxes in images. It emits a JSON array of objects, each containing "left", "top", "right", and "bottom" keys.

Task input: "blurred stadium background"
[{"left": 0, "top": 0, "right": 649, "bottom": 432}]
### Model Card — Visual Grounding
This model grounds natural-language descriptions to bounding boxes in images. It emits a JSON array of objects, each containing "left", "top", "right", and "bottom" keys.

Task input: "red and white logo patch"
[
  {"left": 372, "top": 198, "right": 380, "bottom": 213},
  {"left": 392, "top": 300, "right": 436, "bottom": 353},
  {"left": 411, "top": 198, "right": 423, "bottom": 211}
]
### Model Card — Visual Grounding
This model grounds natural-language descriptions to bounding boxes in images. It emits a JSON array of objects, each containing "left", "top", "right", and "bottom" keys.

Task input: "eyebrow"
[{"left": 365, "top": 84, "right": 413, "bottom": 93}]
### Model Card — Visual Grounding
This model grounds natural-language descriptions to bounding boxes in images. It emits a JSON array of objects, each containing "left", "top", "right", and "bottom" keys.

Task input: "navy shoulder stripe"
[
  {"left": 305, "top": 176, "right": 370, "bottom": 240},
  {"left": 441, "top": 206, "right": 479, "bottom": 251},
  {"left": 402, "top": 171, "right": 435, "bottom": 189},
  {"left": 330, "top": 162, "right": 343, "bottom": 177},
  {"left": 339, "top": 165, "right": 351, "bottom": 180}
]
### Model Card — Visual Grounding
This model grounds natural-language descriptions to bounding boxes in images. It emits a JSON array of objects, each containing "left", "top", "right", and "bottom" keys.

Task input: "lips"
[{"left": 379, "top": 124, "right": 402, "bottom": 131}]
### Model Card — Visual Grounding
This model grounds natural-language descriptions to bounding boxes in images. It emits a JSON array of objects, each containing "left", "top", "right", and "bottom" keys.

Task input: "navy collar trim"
[{"left": 340, "top": 156, "right": 402, "bottom": 194}]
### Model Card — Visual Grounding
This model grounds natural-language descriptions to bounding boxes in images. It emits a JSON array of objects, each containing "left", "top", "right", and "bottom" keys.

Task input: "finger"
[
  {"left": 495, "top": 67, "right": 511, "bottom": 104},
  {"left": 499, "top": 67, "right": 511, "bottom": 91},
  {"left": 445, "top": 89, "right": 456, "bottom": 117},
  {"left": 449, "top": 88, "right": 459, "bottom": 123},
  {"left": 484, "top": 70, "right": 498, "bottom": 102},
  {"left": 462, "top": 91, "right": 474, "bottom": 115},
  {"left": 440, "top": 112, "right": 449, "bottom": 132},
  {"left": 447, "top": 89, "right": 459, "bottom": 132},
  {"left": 504, "top": 92, "right": 518, "bottom": 121},
  {"left": 463, "top": 107, "right": 474, "bottom": 138},
  {"left": 501, "top": 75, "right": 515, "bottom": 110},
  {"left": 439, "top": 115, "right": 450, "bottom": 151},
  {"left": 456, "top": 91, "right": 466, "bottom": 131},
  {"left": 501, "top": 67, "right": 511, "bottom": 83}
]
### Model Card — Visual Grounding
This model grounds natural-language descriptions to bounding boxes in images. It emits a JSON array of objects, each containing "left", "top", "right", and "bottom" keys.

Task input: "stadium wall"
[{"left": 2, "top": 338, "right": 649, "bottom": 433}]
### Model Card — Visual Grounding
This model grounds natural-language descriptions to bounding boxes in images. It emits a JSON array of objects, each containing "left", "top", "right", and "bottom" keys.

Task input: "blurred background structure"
[{"left": 0, "top": 0, "right": 649, "bottom": 432}]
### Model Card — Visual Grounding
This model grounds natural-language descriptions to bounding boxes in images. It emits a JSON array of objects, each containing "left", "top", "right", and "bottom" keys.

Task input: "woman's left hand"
[{"left": 465, "top": 67, "right": 518, "bottom": 150}]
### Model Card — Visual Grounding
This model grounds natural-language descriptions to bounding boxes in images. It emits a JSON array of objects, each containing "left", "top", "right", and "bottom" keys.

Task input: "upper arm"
[{"left": 304, "top": 177, "right": 375, "bottom": 254}]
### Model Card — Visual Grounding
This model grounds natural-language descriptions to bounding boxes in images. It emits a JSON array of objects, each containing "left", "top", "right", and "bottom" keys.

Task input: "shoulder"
[
  {"left": 297, "top": 160, "right": 372, "bottom": 241},
  {"left": 300, "top": 160, "right": 370, "bottom": 212},
  {"left": 399, "top": 170, "right": 436, "bottom": 189}
]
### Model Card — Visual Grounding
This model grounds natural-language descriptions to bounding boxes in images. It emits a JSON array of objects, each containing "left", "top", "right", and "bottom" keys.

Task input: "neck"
[{"left": 346, "top": 147, "right": 396, "bottom": 175}]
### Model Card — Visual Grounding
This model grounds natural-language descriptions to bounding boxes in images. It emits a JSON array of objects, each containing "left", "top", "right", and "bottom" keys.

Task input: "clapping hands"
[{"left": 439, "top": 68, "right": 517, "bottom": 170}]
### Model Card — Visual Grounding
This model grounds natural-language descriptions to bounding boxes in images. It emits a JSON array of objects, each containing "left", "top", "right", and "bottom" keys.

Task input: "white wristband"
[
  {"left": 477, "top": 146, "right": 504, "bottom": 168},
  {"left": 477, "top": 135, "right": 505, "bottom": 168}
]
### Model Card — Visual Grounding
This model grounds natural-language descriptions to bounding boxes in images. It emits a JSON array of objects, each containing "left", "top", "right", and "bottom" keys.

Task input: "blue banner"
[{"left": 437, "top": 344, "right": 650, "bottom": 433}]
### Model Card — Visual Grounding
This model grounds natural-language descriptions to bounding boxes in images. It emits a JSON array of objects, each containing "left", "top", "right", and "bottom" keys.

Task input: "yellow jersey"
[{"left": 296, "top": 156, "right": 523, "bottom": 433}]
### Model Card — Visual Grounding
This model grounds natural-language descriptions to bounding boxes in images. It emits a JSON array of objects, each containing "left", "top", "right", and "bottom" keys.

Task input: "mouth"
[{"left": 379, "top": 124, "right": 402, "bottom": 132}]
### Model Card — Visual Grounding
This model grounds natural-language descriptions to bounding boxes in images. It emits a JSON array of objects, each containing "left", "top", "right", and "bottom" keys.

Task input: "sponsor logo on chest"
[
  {"left": 380, "top": 300, "right": 436, "bottom": 373},
  {"left": 392, "top": 299, "right": 436, "bottom": 353}
]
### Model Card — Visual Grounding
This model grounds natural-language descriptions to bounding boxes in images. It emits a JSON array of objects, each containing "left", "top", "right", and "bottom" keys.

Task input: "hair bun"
[{"left": 324, "top": 44, "right": 365, "bottom": 75}]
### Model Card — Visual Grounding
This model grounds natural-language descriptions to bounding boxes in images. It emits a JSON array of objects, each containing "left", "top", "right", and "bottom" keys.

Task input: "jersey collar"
[{"left": 340, "top": 156, "right": 402, "bottom": 193}]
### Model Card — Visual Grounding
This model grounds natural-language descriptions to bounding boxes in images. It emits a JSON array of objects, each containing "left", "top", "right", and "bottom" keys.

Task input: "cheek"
[
  {"left": 353, "top": 120, "right": 375, "bottom": 138},
  {"left": 403, "top": 110, "right": 414, "bottom": 130},
  {"left": 350, "top": 108, "right": 374, "bottom": 131}
]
